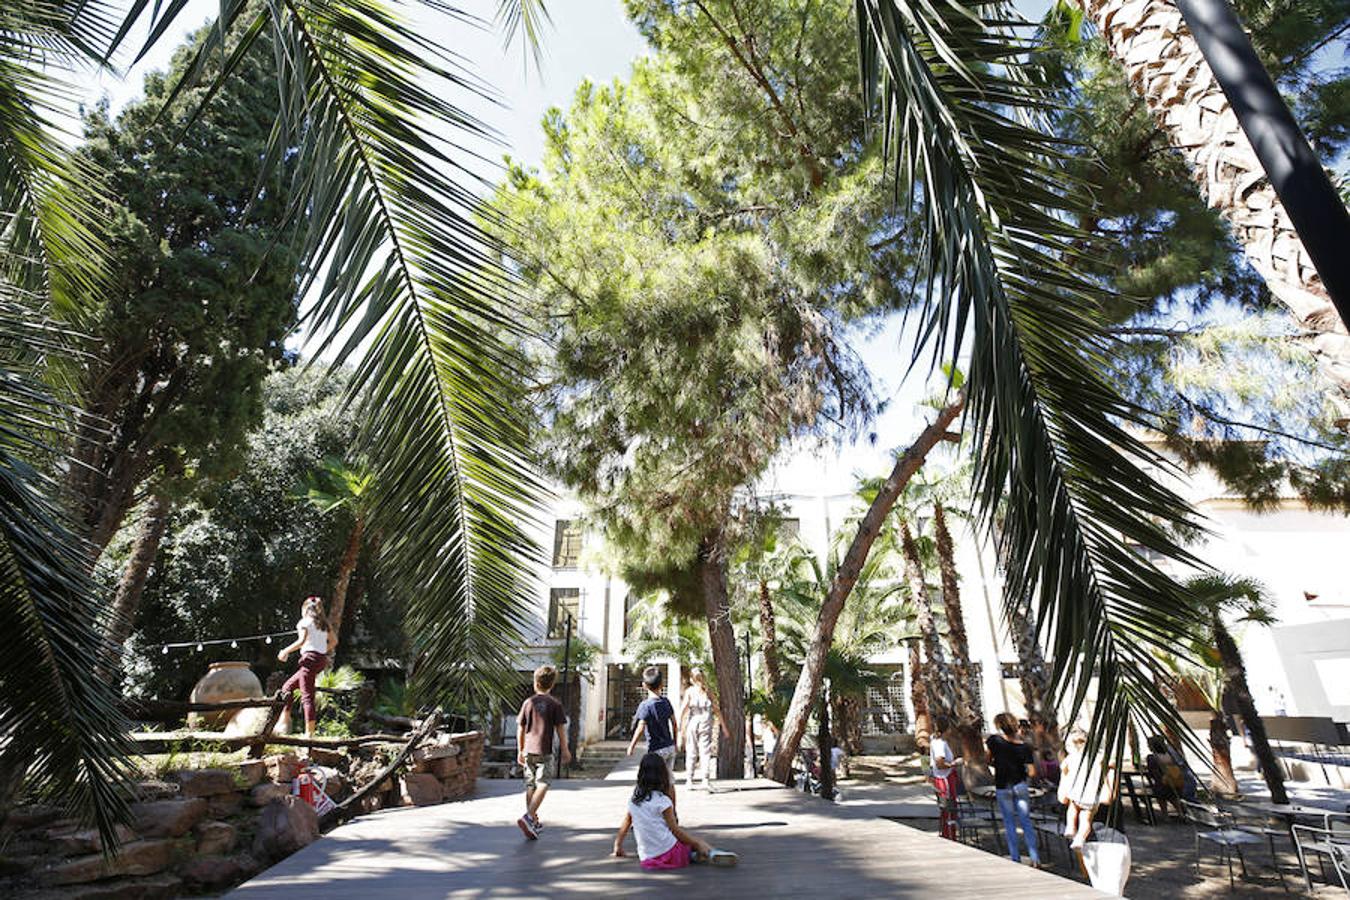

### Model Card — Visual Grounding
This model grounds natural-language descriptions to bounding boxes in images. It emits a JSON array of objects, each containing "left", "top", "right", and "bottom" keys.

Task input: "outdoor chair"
[
  {"left": 1225, "top": 806, "right": 1291, "bottom": 890},
  {"left": 1292, "top": 816, "right": 1350, "bottom": 894},
  {"left": 954, "top": 794, "right": 992, "bottom": 848},
  {"left": 1182, "top": 800, "right": 1266, "bottom": 890}
]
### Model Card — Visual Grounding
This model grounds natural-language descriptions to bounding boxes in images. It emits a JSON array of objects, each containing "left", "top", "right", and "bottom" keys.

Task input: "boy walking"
[
  {"left": 516, "top": 665, "right": 570, "bottom": 840},
  {"left": 627, "top": 665, "right": 678, "bottom": 776}
]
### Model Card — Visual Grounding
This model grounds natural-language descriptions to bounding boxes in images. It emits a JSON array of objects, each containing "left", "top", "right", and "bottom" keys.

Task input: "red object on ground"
[{"left": 933, "top": 772, "right": 960, "bottom": 840}]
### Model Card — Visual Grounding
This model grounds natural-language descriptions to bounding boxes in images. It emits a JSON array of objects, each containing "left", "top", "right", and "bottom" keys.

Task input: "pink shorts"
[{"left": 641, "top": 841, "right": 691, "bottom": 870}]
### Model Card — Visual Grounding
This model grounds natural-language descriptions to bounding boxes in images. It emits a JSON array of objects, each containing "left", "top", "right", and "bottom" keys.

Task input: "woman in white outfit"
[{"left": 678, "top": 669, "right": 728, "bottom": 790}]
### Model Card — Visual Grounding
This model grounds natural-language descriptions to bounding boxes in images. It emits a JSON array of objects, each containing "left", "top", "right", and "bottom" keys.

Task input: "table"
[{"left": 1241, "top": 801, "right": 1346, "bottom": 825}]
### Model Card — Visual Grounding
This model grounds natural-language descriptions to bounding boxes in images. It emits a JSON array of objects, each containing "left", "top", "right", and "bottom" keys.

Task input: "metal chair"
[
  {"left": 1292, "top": 816, "right": 1350, "bottom": 894},
  {"left": 1182, "top": 800, "right": 1266, "bottom": 890},
  {"left": 1225, "top": 805, "right": 1291, "bottom": 890}
]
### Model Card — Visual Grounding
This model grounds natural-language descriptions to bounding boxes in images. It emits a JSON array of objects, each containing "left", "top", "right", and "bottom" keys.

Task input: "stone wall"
[{"left": 0, "top": 731, "right": 484, "bottom": 899}]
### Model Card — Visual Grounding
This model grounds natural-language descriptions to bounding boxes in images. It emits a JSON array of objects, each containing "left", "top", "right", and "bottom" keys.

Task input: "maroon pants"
[{"left": 283, "top": 651, "right": 328, "bottom": 724}]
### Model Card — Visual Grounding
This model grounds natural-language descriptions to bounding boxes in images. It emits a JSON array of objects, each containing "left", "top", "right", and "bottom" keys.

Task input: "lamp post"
[{"left": 558, "top": 613, "right": 574, "bottom": 779}]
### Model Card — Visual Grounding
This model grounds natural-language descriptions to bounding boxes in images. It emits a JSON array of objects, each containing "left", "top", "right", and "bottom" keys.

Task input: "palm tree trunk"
[
  {"left": 931, "top": 503, "right": 987, "bottom": 779},
  {"left": 909, "top": 639, "right": 932, "bottom": 752},
  {"left": 758, "top": 577, "right": 781, "bottom": 693},
  {"left": 901, "top": 522, "right": 958, "bottom": 723},
  {"left": 327, "top": 515, "right": 365, "bottom": 655},
  {"left": 1214, "top": 617, "right": 1288, "bottom": 802},
  {"left": 933, "top": 504, "right": 978, "bottom": 725},
  {"left": 1208, "top": 708, "right": 1240, "bottom": 795},
  {"left": 770, "top": 397, "right": 964, "bottom": 782},
  {"left": 1008, "top": 596, "right": 1058, "bottom": 739},
  {"left": 1077, "top": 0, "right": 1350, "bottom": 423},
  {"left": 99, "top": 489, "right": 173, "bottom": 682},
  {"left": 698, "top": 531, "right": 745, "bottom": 779},
  {"left": 833, "top": 693, "right": 864, "bottom": 755}
]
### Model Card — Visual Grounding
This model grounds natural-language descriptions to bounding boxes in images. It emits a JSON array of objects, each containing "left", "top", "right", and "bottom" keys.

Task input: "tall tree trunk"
[
  {"left": 99, "top": 489, "right": 173, "bottom": 682},
  {"left": 833, "top": 693, "right": 864, "bottom": 755},
  {"left": 934, "top": 504, "right": 978, "bottom": 724},
  {"left": 699, "top": 532, "right": 745, "bottom": 779},
  {"left": 1078, "top": 0, "right": 1350, "bottom": 423},
  {"left": 817, "top": 692, "right": 836, "bottom": 800},
  {"left": 1214, "top": 617, "right": 1287, "bottom": 803},
  {"left": 909, "top": 639, "right": 932, "bottom": 752},
  {"left": 327, "top": 515, "right": 365, "bottom": 657},
  {"left": 1008, "top": 595, "right": 1058, "bottom": 740},
  {"left": 1208, "top": 708, "right": 1239, "bottom": 796},
  {"left": 901, "top": 522, "right": 958, "bottom": 724},
  {"left": 758, "top": 577, "right": 781, "bottom": 694},
  {"left": 932, "top": 503, "right": 988, "bottom": 781},
  {"left": 770, "top": 397, "right": 965, "bottom": 782}
]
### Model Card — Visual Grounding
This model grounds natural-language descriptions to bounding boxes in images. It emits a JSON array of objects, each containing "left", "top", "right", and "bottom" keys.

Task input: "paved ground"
[{"left": 230, "top": 776, "right": 1104, "bottom": 899}]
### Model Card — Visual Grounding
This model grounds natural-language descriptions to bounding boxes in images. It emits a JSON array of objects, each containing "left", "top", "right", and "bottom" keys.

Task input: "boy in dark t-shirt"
[
  {"left": 627, "top": 665, "right": 678, "bottom": 776},
  {"left": 516, "top": 664, "right": 570, "bottom": 840}
]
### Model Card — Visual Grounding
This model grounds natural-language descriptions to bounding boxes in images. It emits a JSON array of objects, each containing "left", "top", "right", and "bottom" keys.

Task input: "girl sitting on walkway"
[{"left": 612, "top": 752, "right": 738, "bottom": 869}]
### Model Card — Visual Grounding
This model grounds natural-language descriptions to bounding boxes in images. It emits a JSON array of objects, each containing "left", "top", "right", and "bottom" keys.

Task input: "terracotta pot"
[{"left": 189, "top": 661, "right": 263, "bottom": 729}]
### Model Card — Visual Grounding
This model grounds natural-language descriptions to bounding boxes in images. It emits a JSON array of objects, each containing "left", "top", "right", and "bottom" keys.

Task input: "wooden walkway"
[{"left": 230, "top": 778, "right": 1106, "bottom": 899}]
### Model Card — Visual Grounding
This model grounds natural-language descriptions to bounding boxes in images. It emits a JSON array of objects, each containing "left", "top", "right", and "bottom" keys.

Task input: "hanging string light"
[{"left": 153, "top": 630, "right": 293, "bottom": 656}]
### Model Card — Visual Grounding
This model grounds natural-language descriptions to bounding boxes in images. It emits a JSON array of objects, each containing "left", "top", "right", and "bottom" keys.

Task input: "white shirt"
[
  {"left": 930, "top": 736, "right": 955, "bottom": 778},
  {"left": 628, "top": 792, "right": 677, "bottom": 861},
  {"left": 298, "top": 616, "right": 329, "bottom": 655},
  {"left": 830, "top": 746, "right": 845, "bottom": 771}
]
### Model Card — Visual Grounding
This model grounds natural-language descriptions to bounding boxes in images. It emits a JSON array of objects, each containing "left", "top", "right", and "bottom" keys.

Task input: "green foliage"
[
  {"left": 121, "top": 368, "right": 406, "bottom": 701},
  {"left": 69, "top": 21, "right": 301, "bottom": 550},
  {"left": 1038, "top": 4, "right": 1350, "bottom": 510},
  {"left": 548, "top": 637, "right": 602, "bottom": 683},
  {"left": 499, "top": 0, "right": 898, "bottom": 578}
]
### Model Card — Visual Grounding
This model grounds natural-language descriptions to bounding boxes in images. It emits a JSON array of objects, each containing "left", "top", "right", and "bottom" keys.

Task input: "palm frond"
[
  {"left": 857, "top": 0, "right": 1207, "bottom": 761},
  {"left": 252, "top": 0, "right": 541, "bottom": 712},
  {"left": 0, "top": 433, "right": 133, "bottom": 843},
  {"left": 0, "top": 2, "right": 130, "bottom": 846}
]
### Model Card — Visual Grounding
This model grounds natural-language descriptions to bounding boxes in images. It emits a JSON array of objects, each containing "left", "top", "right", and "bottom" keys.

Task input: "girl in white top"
[
  {"left": 612, "top": 752, "right": 737, "bottom": 869},
  {"left": 678, "top": 668, "right": 729, "bottom": 791},
  {"left": 276, "top": 595, "right": 334, "bottom": 738}
]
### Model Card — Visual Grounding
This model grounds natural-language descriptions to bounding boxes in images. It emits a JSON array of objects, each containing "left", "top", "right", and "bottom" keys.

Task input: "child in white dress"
[{"left": 1058, "top": 728, "right": 1117, "bottom": 849}]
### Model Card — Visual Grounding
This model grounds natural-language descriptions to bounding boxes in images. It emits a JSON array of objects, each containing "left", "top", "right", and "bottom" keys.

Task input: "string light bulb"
[
  {"left": 196, "top": 643, "right": 204, "bottom": 652},
  {"left": 230, "top": 640, "right": 238, "bottom": 649},
  {"left": 161, "top": 646, "right": 168, "bottom": 655},
  {"left": 265, "top": 636, "right": 272, "bottom": 644}
]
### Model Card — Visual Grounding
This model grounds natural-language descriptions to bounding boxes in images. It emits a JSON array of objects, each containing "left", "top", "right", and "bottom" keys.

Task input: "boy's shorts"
[
  {"left": 655, "top": 745, "right": 676, "bottom": 774},
  {"left": 522, "top": 752, "right": 555, "bottom": 789}
]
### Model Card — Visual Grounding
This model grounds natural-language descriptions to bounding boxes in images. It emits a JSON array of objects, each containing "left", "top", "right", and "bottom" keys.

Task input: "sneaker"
[
  {"left": 517, "top": 815, "right": 538, "bottom": 840},
  {"left": 531, "top": 814, "right": 544, "bottom": 831},
  {"left": 708, "top": 849, "right": 738, "bottom": 867}
]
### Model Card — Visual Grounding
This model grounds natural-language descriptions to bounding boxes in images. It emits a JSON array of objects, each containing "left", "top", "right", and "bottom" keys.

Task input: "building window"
[
  {"left": 548, "top": 588, "right": 580, "bottom": 639},
  {"left": 552, "top": 519, "right": 583, "bottom": 569},
  {"left": 623, "top": 592, "right": 639, "bottom": 639},
  {"left": 862, "top": 665, "right": 909, "bottom": 735}
]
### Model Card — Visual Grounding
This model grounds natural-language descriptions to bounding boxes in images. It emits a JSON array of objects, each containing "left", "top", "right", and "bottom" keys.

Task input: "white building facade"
[{"left": 512, "top": 445, "right": 1350, "bottom": 750}]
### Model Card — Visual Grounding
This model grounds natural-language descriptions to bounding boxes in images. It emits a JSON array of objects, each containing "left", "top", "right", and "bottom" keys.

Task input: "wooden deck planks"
[{"left": 230, "top": 778, "right": 1105, "bottom": 899}]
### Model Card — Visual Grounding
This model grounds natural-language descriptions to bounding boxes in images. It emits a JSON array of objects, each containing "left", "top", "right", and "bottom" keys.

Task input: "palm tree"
[
  {"left": 0, "top": 0, "right": 547, "bottom": 840},
  {"left": 1161, "top": 648, "right": 1240, "bottom": 795},
  {"left": 1071, "top": 0, "right": 1350, "bottom": 420},
  {"left": 899, "top": 522, "right": 959, "bottom": 724},
  {"left": 299, "top": 457, "right": 376, "bottom": 655},
  {"left": 1007, "top": 595, "right": 1058, "bottom": 740},
  {"left": 771, "top": 533, "right": 916, "bottom": 754},
  {"left": 1185, "top": 573, "right": 1288, "bottom": 803}
]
